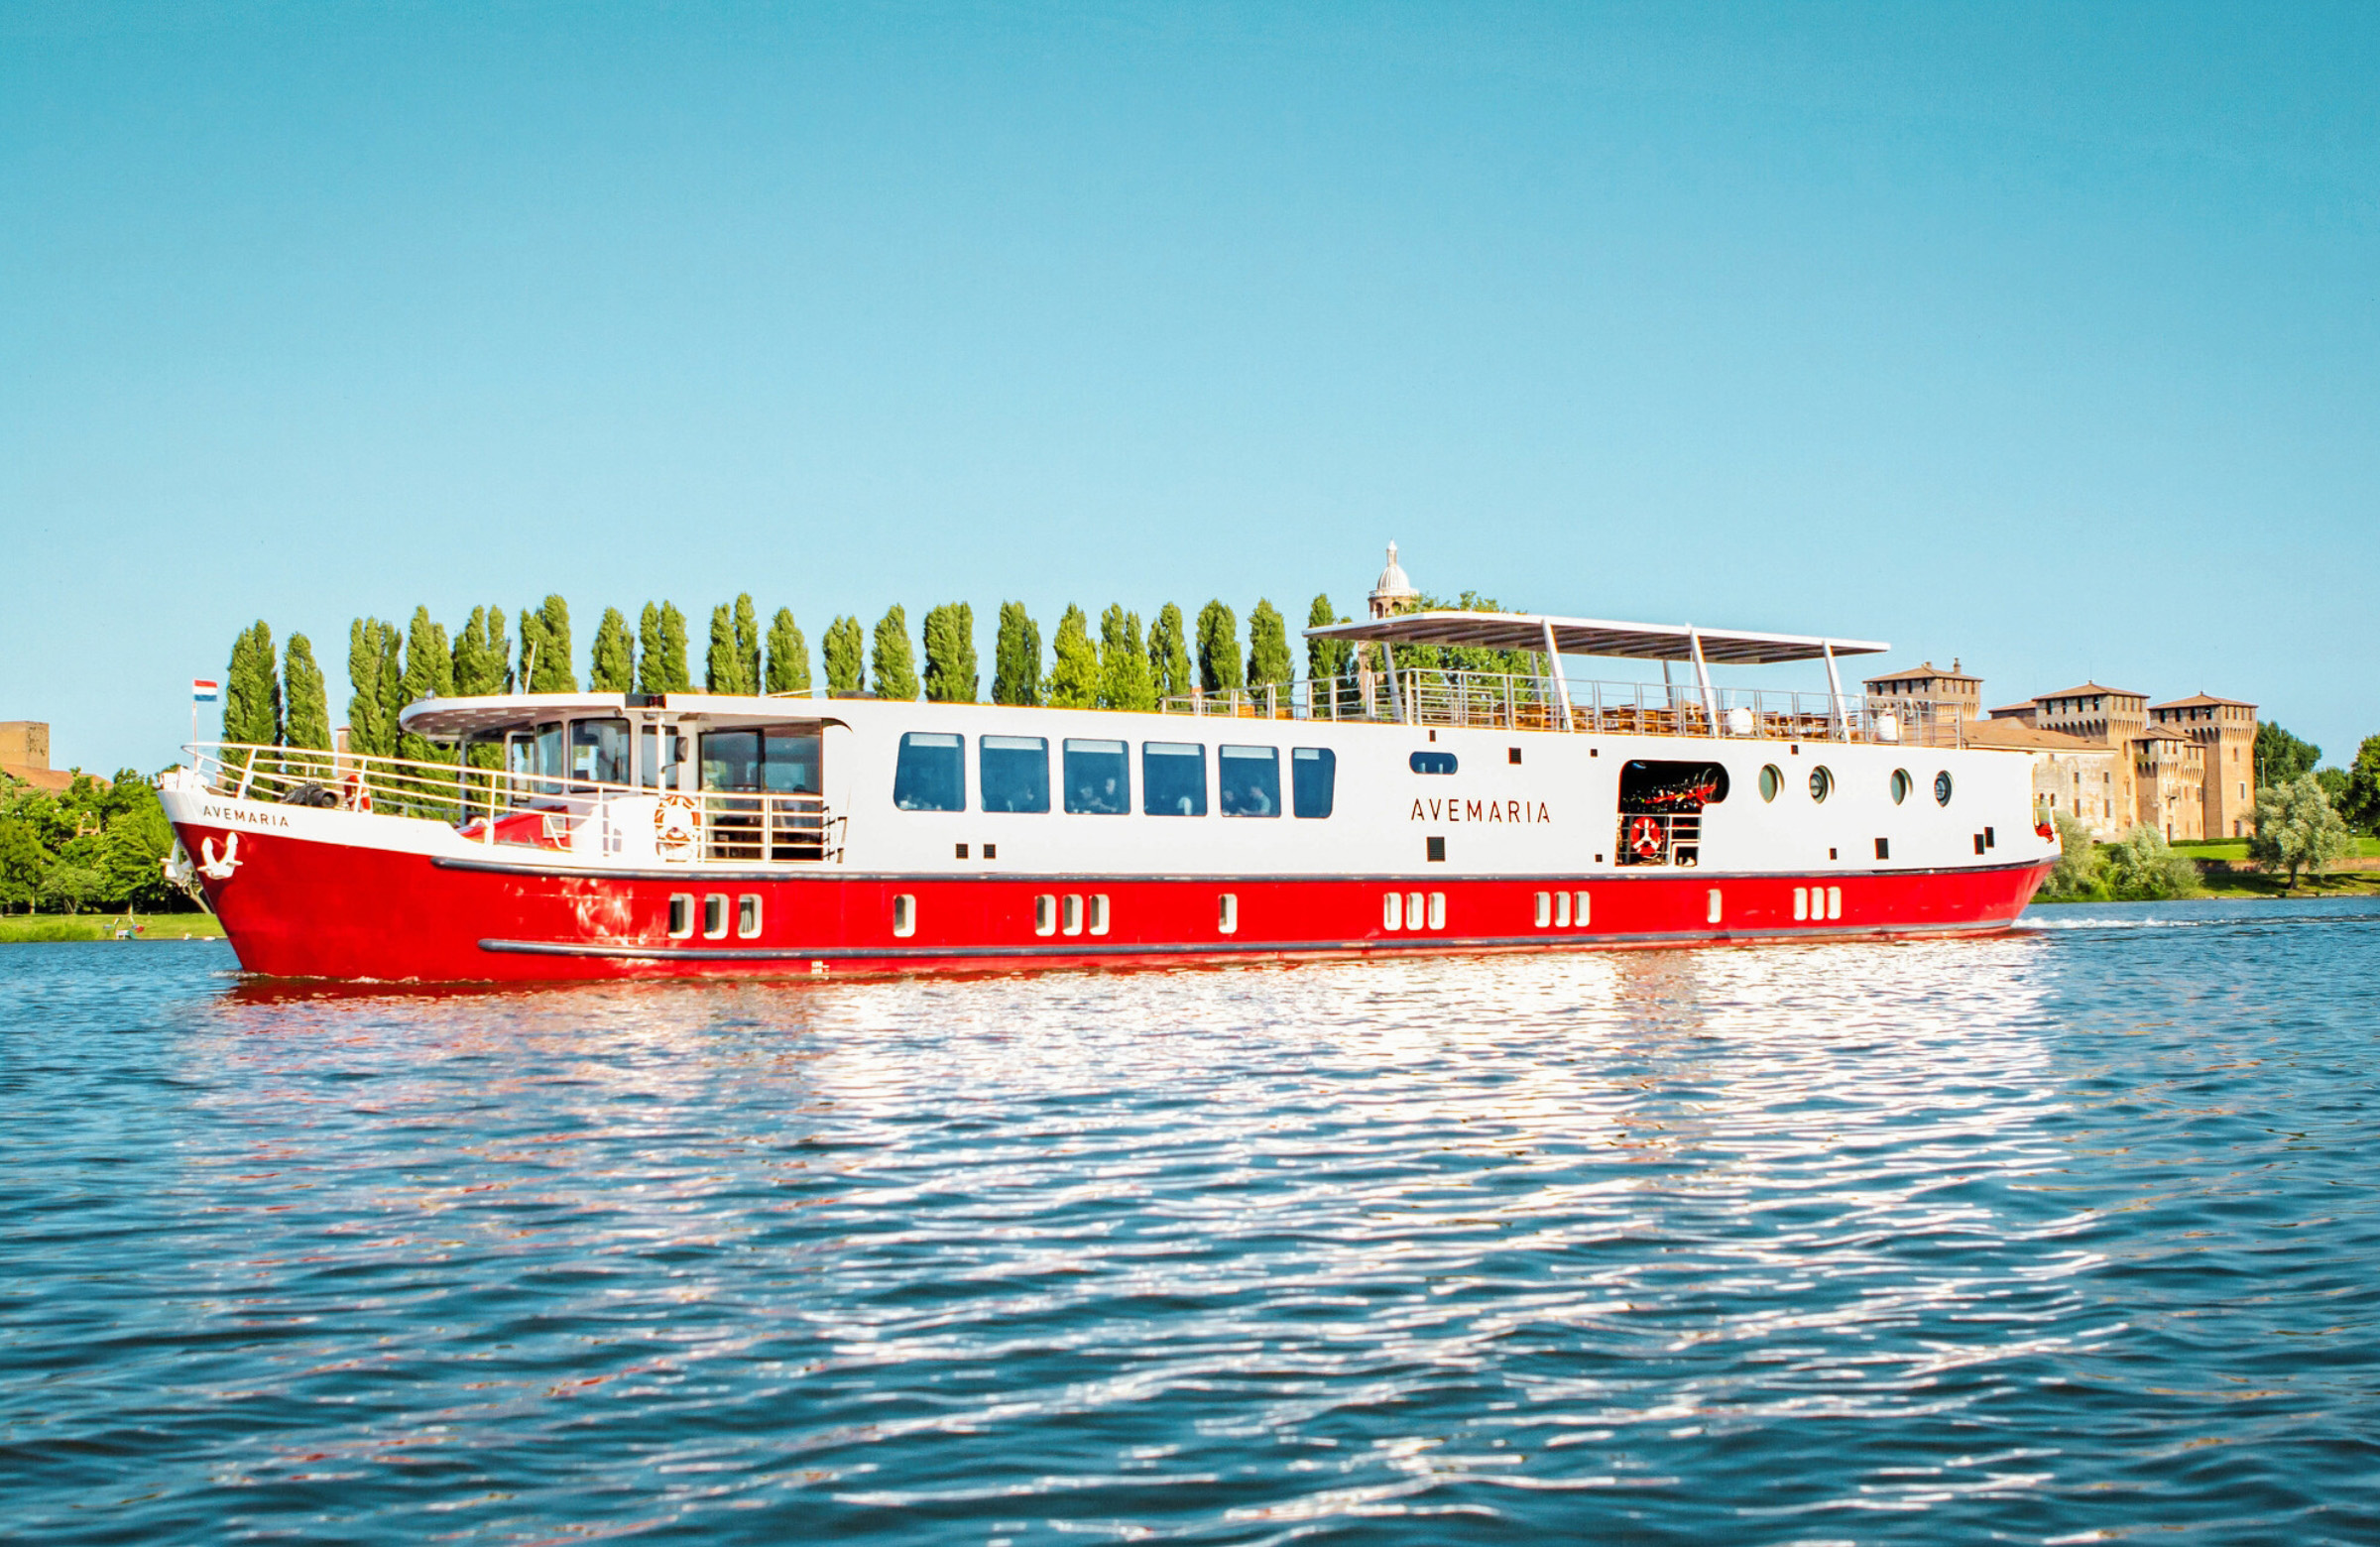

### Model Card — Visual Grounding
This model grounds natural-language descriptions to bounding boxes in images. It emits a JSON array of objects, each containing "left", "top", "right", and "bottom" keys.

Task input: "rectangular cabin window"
[
  {"left": 979, "top": 735, "right": 1051, "bottom": 813},
  {"left": 1142, "top": 742, "right": 1207, "bottom": 817},
  {"left": 1062, "top": 894, "right": 1084, "bottom": 936},
  {"left": 762, "top": 729, "right": 821, "bottom": 793},
  {"left": 703, "top": 893, "right": 729, "bottom": 939},
  {"left": 1555, "top": 891, "right": 1571, "bottom": 927},
  {"left": 1427, "top": 892, "right": 1446, "bottom": 929},
  {"left": 1795, "top": 888, "right": 1810, "bottom": 921},
  {"left": 892, "top": 732, "right": 966, "bottom": 812},
  {"left": 1062, "top": 739, "right": 1130, "bottom": 814},
  {"left": 1217, "top": 892, "right": 1238, "bottom": 934},
  {"left": 1218, "top": 746, "right": 1281, "bottom": 817},
  {"left": 1383, "top": 892, "right": 1403, "bottom": 931},
  {"left": 1292, "top": 748, "right": 1336, "bottom": 818},
  {"left": 701, "top": 729, "right": 763, "bottom": 792},
  {"left": 737, "top": 894, "right": 762, "bottom": 939},
  {"left": 667, "top": 892, "right": 694, "bottom": 939},
  {"left": 570, "top": 718, "right": 631, "bottom": 785},
  {"left": 1034, "top": 894, "right": 1057, "bottom": 936},
  {"left": 1534, "top": 892, "right": 1551, "bottom": 927},
  {"left": 509, "top": 723, "right": 565, "bottom": 794},
  {"left": 1827, "top": 886, "right": 1842, "bottom": 920},
  {"left": 1088, "top": 894, "right": 1110, "bottom": 936},
  {"left": 1575, "top": 891, "right": 1590, "bottom": 926},
  {"left": 638, "top": 726, "right": 683, "bottom": 789},
  {"left": 892, "top": 893, "right": 916, "bottom": 937},
  {"left": 1406, "top": 892, "right": 1424, "bottom": 929}
]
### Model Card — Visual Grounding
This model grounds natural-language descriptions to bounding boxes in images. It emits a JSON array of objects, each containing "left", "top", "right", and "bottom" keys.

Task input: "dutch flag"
[{"left": 192, "top": 679, "right": 220, "bottom": 702}]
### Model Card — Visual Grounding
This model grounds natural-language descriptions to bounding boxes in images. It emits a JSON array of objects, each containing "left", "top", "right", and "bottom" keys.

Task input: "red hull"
[{"left": 177, "top": 817, "right": 2053, "bottom": 983}]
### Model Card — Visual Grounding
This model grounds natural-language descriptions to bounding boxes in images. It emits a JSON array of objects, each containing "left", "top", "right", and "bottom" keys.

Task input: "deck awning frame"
[{"left": 1303, "top": 611, "right": 1889, "bottom": 666}]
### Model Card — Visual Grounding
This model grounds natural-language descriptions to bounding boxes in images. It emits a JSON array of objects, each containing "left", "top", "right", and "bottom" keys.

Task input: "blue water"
[{"left": 4, "top": 901, "right": 2379, "bottom": 1545}]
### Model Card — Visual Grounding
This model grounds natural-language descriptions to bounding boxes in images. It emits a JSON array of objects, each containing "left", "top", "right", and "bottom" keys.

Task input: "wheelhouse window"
[
  {"left": 570, "top": 718, "right": 631, "bottom": 785},
  {"left": 1218, "top": 746, "right": 1280, "bottom": 817},
  {"left": 1292, "top": 747, "right": 1336, "bottom": 818},
  {"left": 507, "top": 723, "right": 565, "bottom": 795},
  {"left": 637, "top": 726, "right": 683, "bottom": 789},
  {"left": 892, "top": 732, "right": 966, "bottom": 812},
  {"left": 699, "top": 728, "right": 820, "bottom": 794},
  {"left": 1142, "top": 742, "right": 1207, "bottom": 816},
  {"left": 1063, "top": 739, "right": 1130, "bottom": 814},
  {"left": 980, "top": 736, "right": 1050, "bottom": 813}
]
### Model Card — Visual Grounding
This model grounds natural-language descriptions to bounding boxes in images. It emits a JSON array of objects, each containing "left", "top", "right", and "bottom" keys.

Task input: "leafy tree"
[
  {"left": 520, "top": 595, "right": 576, "bottom": 692},
  {"left": 992, "top": 602, "right": 1042, "bottom": 706},
  {"left": 284, "top": 634, "right": 332, "bottom": 753},
  {"left": 38, "top": 860, "right": 101, "bottom": 915},
  {"left": 872, "top": 606, "right": 920, "bottom": 702},
  {"left": 222, "top": 622, "right": 281, "bottom": 769},
  {"left": 922, "top": 603, "right": 978, "bottom": 703},
  {"left": 1246, "top": 599, "right": 1292, "bottom": 693},
  {"left": 733, "top": 595, "right": 763, "bottom": 691},
  {"left": 101, "top": 795, "right": 178, "bottom": 912},
  {"left": 397, "top": 609, "right": 458, "bottom": 810},
  {"left": 2317, "top": 766, "right": 2349, "bottom": 804},
  {"left": 450, "top": 607, "right": 510, "bottom": 696},
  {"left": 1305, "top": 594, "right": 1350, "bottom": 682},
  {"left": 1147, "top": 604, "right": 1192, "bottom": 701},
  {"left": 2339, "top": 735, "right": 2380, "bottom": 835},
  {"left": 766, "top": 608, "right": 811, "bottom": 694},
  {"left": 2256, "top": 721, "right": 2320, "bottom": 786},
  {"left": 2249, "top": 774, "right": 2355, "bottom": 890},
  {"left": 2041, "top": 810, "right": 2102, "bottom": 898},
  {"left": 589, "top": 607, "right": 636, "bottom": 691},
  {"left": 0, "top": 815, "right": 49, "bottom": 911},
  {"left": 705, "top": 603, "right": 755, "bottom": 693},
  {"left": 1196, "top": 600, "right": 1243, "bottom": 695},
  {"left": 2098, "top": 825, "right": 2199, "bottom": 899},
  {"left": 1098, "top": 606, "right": 1154, "bottom": 712},
  {"left": 638, "top": 602, "right": 691, "bottom": 692},
  {"left": 822, "top": 616, "right": 867, "bottom": 695},
  {"left": 1048, "top": 605, "right": 1100, "bottom": 708},
  {"left": 347, "top": 618, "right": 401, "bottom": 758}
]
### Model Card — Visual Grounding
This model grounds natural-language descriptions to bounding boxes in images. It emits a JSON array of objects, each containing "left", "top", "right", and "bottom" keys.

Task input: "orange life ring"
[
  {"left": 1626, "top": 814, "right": 1666, "bottom": 860},
  {"left": 654, "top": 792, "right": 701, "bottom": 852}
]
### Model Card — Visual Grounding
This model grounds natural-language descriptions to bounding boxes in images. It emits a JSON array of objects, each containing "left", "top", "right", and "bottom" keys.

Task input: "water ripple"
[{"left": 4, "top": 900, "right": 2379, "bottom": 1543}]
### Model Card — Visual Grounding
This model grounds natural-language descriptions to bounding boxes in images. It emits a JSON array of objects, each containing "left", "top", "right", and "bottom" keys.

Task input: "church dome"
[{"left": 1368, "top": 541, "right": 1418, "bottom": 618}]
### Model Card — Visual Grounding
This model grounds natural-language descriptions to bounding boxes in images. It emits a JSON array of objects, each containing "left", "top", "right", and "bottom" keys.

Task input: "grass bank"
[{"left": 0, "top": 912, "right": 226, "bottom": 942}]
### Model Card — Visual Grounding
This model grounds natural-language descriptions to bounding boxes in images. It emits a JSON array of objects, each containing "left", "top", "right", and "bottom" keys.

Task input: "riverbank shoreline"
[{"left": 0, "top": 913, "right": 225, "bottom": 943}]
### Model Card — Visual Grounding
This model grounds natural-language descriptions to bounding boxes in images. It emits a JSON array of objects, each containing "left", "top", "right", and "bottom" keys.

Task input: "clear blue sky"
[{"left": 5, "top": 2, "right": 2375, "bottom": 774}]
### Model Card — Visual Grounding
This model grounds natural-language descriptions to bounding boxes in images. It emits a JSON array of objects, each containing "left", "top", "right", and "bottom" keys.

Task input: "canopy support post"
[
  {"left": 1822, "top": 643, "right": 1846, "bottom": 741},
  {"left": 1688, "top": 627, "right": 1719, "bottom": 736},
  {"left": 1381, "top": 643, "right": 1404, "bottom": 723},
  {"left": 1540, "top": 619, "right": 1573, "bottom": 732}
]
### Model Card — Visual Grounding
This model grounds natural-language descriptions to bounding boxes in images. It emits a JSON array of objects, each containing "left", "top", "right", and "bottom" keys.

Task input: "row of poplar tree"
[{"left": 217, "top": 593, "right": 1404, "bottom": 756}]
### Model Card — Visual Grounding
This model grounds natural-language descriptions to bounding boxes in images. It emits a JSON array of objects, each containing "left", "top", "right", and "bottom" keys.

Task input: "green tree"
[
  {"left": 2041, "top": 810, "right": 2103, "bottom": 898},
  {"left": 638, "top": 602, "right": 690, "bottom": 693},
  {"left": 873, "top": 606, "right": 920, "bottom": 702},
  {"left": 2339, "top": 735, "right": 2380, "bottom": 835},
  {"left": 705, "top": 603, "right": 756, "bottom": 693},
  {"left": 2256, "top": 721, "right": 2320, "bottom": 786},
  {"left": 767, "top": 608, "right": 811, "bottom": 694},
  {"left": 0, "top": 814, "right": 50, "bottom": 912},
  {"left": 922, "top": 603, "right": 978, "bottom": 703},
  {"left": 222, "top": 622, "right": 281, "bottom": 770},
  {"left": 992, "top": 602, "right": 1042, "bottom": 706},
  {"left": 589, "top": 607, "right": 635, "bottom": 691},
  {"left": 520, "top": 595, "right": 576, "bottom": 692},
  {"left": 1048, "top": 605, "right": 1101, "bottom": 708},
  {"left": 450, "top": 607, "right": 510, "bottom": 696},
  {"left": 730, "top": 595, "right": 763, "bottom": 691},
  {"left": 397, "top": 608, "right": 458, "bottom": 810},
  {"left": 2099, "top": 824, "right": 2200, "bottom": 899},
  {"left": 1196, "top": 600, "right": 1243, "bottom": 695},
  {"left": 347, "top": 618, "right": 401, "bottom": 758},
  {"left": 101, "top": 794, "right": 178, "bottom": 912},
  {"left": 823, "top": 616, "right": 867, "bottom": 695},
  {"left": 2248, "top": 774, "right": 2355, "bottom": 890},
  {"left": 2317, "top": 766, "right": 2349, "bottom": 804},
  {"left": 1098, "top": 606, "right": 1154, "bottom": 711},
  {"left": 1305, "top": 594, "right": 1350, "bottom": 682},
  {"left": 1246, "top": 599, "right": 1292, "bottom": 694},
  {"left": 283, "top": 634, "right": 332, "bottom": 754},
  {"left": 1147, "top": 603, "right": 1192, "bottom": 701}
]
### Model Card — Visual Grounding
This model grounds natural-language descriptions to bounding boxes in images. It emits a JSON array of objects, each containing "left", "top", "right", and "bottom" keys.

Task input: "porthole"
[
  {"left": 737, "top": 894, "right": 762, "bottom": 939},
  {"left": 666, "top": 892, "right": 694, "bottom": 939},
  {"left": 1809, "top": 766, "right": 1834, "bottom": 802},
  {"left": 1935, "top": 771, "right": 1954, "bottom": 806},
  {"left": 1759, "top": 765, "right": 1782, "bottom": 802},
  {"left": 892, "top": 893, "right": 916, "bottom": 937},
  {"left": 1890, "top": 769, "right": 1911, "bottom": 805},
  {"left": 702, "top": 893, "right": 729, "bottom": 940}
]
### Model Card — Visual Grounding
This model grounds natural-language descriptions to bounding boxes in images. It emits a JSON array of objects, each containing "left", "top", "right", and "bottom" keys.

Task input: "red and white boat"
[{"left": 160, "top": 607, "right": 2057, "bottom": 981}]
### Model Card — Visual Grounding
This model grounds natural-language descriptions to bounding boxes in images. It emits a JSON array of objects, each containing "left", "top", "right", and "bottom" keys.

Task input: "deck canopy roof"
[{"left": 1303, "top": 611, "right": 1888, "bottom": 666}]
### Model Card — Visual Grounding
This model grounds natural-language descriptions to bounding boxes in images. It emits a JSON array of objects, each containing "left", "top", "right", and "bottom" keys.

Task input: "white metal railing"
[
  {"left": 183, "top": 744, "right": 844, "bottom": 864},
  {"left": 1161, "top": 670, "right": 1971, "bottom": 747}
]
